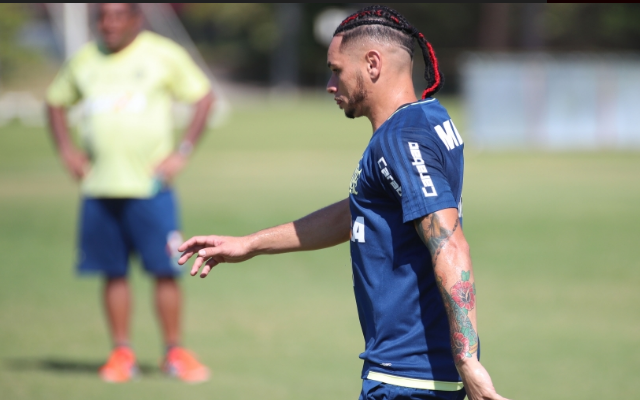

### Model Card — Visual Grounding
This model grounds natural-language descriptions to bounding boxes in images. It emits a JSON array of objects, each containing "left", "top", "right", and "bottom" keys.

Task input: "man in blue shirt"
[{"left": 178, "top": 6, "right": 508, "bottom": 400}]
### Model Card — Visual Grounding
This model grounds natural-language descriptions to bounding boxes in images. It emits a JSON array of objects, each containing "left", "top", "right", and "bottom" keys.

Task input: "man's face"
[
  {"left": 97, "top": 3, "right": 140, "bottom": 52},
  {"left": 326, "top": 36, "right": 368, "bottom": 119}
]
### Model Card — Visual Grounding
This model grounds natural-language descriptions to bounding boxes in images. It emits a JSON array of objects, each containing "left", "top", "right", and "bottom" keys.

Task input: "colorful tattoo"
[
  {"left": 415, "top": 212, "right": 477, "bottom": 364},
  {"left": 451, "top": 271, "right": 475, "bottom": 311},
  {"left": 437, "top": 272, "right": 478, "bottom": 364}
]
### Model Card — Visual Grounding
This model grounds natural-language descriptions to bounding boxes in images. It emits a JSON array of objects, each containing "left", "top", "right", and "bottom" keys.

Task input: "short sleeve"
[
  {"left": 384, "top": 129, "right": 458, "bottom": 223},
  {"left": 166, "top": 45, "right": 211, "bottom": 103},
  {"left": 46, "top": 63, "right": 82, "bottom": 107}
]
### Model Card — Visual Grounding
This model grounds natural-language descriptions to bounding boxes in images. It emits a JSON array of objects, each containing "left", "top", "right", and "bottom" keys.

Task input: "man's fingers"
[
  {"left": 200, "top": 258, "right": 219, "bottom": 278},
  {"left": 188, "top": 249, "right": 225, "bottom": 278},
  {"left": 200, "top": 263, "right": 212, "bottom": 278},
  {"left": 179, "top": 236, "right": 201, "bottom": 252},
  {"left": 178, "top": 245, "right": 208, "bottom": 265},
  {"left": 196, "top": 247, "right": 226, "bottom": 259},
  {"left": 180, "top": 237, "right": 236, "bottom": 278},
  {"left": 195, "top": 247, "right": 226, "bottom": 264},
  {"left": 190, "top": 256, "right": 206, "bottom": 276},
  {"left": 179, "top": 236, "right": 215, "bottom": 252},
  {"left": 178, "top": 250, "right": 197, "bottom": 265}
]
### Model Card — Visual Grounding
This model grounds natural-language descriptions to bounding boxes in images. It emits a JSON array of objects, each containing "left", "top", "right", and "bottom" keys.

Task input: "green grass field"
[{"left": 0, "top": 96, "right": 639, "bottom": 400}]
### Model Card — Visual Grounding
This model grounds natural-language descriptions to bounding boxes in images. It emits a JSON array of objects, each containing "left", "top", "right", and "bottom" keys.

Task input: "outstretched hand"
[{"left": 178, "top": 235, "right": 255, "bottom": 278}]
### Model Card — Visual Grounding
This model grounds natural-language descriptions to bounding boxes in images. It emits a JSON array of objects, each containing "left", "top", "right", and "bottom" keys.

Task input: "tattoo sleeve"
[
  {"left": 414, "top": 213, "right": 458, "bottom": 265},
  {"left": 414, "top": 212, "right": 478, "bottom": 364}
]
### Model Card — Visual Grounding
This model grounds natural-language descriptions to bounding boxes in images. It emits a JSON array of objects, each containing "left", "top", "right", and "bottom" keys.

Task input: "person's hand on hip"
[
  {"left": 155, "top": 152, "right": 188, "bottom": 183},
  {"left": 60, "top": 146, "right": 90, "bottom": 180}
]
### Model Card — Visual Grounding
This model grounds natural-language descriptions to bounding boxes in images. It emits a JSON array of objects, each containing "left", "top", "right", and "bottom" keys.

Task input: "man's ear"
[{"left": 365, "top": 50, "right": 382, "bottom": 82}]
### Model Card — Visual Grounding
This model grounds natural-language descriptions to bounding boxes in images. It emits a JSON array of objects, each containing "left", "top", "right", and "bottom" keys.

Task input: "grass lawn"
[{"left": 0, "top": 95, "right": 638, "bottom": 399}]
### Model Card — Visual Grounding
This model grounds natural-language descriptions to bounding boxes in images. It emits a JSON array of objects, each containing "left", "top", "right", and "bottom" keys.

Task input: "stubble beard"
[{"left": 344, "top": 72, "right": 367, "bottom": 119}]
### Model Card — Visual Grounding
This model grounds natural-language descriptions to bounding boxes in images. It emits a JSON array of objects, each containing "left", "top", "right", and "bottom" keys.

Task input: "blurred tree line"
[
  {"left": 3, "top": 3, "right": 640, "bottom": 93},
  {"left": 0, "top": 4, "right": 41, "bottom": 83},
  {"left": 178, "top": 3, "right": 640, "bottom": 93}
]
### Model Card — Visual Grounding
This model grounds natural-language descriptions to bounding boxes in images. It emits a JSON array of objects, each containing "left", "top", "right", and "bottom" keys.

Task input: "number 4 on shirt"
[{"left": 351, "top": 217, "right": 365, "bottom": 243}]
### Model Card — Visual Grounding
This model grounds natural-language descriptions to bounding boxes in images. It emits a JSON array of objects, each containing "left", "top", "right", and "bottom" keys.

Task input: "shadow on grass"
[{"left": 5, "top": 358, "right": 160, "bottom": 375}]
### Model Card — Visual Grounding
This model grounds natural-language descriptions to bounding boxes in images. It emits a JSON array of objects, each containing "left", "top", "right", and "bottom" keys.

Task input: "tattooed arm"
[{"left": 415, "top": 208, "right": 508, "bottom": 400}]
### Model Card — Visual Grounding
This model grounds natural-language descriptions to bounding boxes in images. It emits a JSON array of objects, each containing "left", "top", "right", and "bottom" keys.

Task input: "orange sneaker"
[
  {"left": 99, "top": 346, "right": 138, "bottom": 383},
  {"left": 162, "top": 347, "right": 210, "bottom": 383}
]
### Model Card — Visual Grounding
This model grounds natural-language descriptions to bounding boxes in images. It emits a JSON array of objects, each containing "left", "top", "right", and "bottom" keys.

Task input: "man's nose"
[{"left": 326, "top": 75, "right": 337, "bottom": 94}]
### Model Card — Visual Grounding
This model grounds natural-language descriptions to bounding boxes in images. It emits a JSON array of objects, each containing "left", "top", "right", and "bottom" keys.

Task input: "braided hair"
[{"left": 333, "top": 5, "right": 444, "bottom": 99}]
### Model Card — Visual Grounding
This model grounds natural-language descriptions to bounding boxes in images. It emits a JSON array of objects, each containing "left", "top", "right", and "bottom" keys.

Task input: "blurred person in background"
[{"left": 45, "top": 3, "right": 213, "bottom": 383}]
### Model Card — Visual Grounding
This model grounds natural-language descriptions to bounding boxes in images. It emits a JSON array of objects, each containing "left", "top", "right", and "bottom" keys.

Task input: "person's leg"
[
  {"left": 78, "top": 197, "right": 136, "bottom": 382},
  {"left": 154, "top": 276, "right": 181, "bottom": 347},
  {"left": 126, "top": 189, "right": 209, "bottom": 382},
  {"left": 99, "top": 275, "right": 137, "bottom": 382},
  {"left": 104, "top": 277, "right": 132, "bottom": 346},
  {"left": 126, "top": 190, "right": 183, "bottom": 348},
  {"left": 79, "top": 197, "right": 131, "bottom": 347}
]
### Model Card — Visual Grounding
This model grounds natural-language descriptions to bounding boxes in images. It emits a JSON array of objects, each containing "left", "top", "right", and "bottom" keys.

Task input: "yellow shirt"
[{"left": 46, "top": 31, "right": 211, "bottom": 198}]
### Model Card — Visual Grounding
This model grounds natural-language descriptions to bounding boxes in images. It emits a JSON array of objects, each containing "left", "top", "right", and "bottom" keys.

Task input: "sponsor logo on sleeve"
[
  {"left": 408, "top": 142, "right": 438, "bottom": 197},
  {"left": 434, "top": 119, "right": 463, "bottom": 151},
  {"left": 377, "top": 157, "right": 402, "bottom": 197}
]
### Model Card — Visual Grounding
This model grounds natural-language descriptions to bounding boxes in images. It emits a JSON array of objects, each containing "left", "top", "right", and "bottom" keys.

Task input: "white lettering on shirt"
[
  {"left": 351, "top": 216, "right": 365, "bottom": 243},
  {"left": 408, "top": 142, "right": 438, "bottom": 197},
  {"left": 377, "top": 157, "right": 402, "bottom": 197},
  {"left": 434, "top": 119, "right": 463, "bottom": 151}
]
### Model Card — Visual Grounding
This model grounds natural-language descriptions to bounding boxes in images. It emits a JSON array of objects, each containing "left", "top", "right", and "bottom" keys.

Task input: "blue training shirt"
[{"left": 348, "top": 98, "right": 465, "bottom": 383}]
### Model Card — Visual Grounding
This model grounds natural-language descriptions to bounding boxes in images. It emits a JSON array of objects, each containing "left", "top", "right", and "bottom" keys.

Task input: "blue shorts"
[
  {"left": 77, "top": 189, "right": 184, "bottom": 278},
  {"left": 359, "top": 379, "right": 466, "bottom": 400}
]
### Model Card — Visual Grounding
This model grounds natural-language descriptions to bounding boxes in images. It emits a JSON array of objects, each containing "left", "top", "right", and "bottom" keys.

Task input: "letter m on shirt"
[{"left": 434, "top": 120, "right": 463, "bottom": 151}]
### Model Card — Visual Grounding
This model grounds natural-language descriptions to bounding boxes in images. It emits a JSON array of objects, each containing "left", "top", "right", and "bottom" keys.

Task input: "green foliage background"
[
  {"left": 0, "top": 96, "right": 639, "bottom": 399},
  {"left": 0, "top": 4, "right": 34, "bottom": 81},
  {"left": 4, "top": 4, "right": 640, "bottom": 91},
  {"left": 179, "top": 3, "right": 640, "bottom": 88}
]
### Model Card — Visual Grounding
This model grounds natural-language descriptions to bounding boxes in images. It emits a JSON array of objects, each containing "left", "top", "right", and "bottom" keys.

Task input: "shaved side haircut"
[
  {"left": 334, "top": 5, "right": 444, "bottom": 98},
  {"left": 339, "top": 24, "right": 415, "bottom": 59}
]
